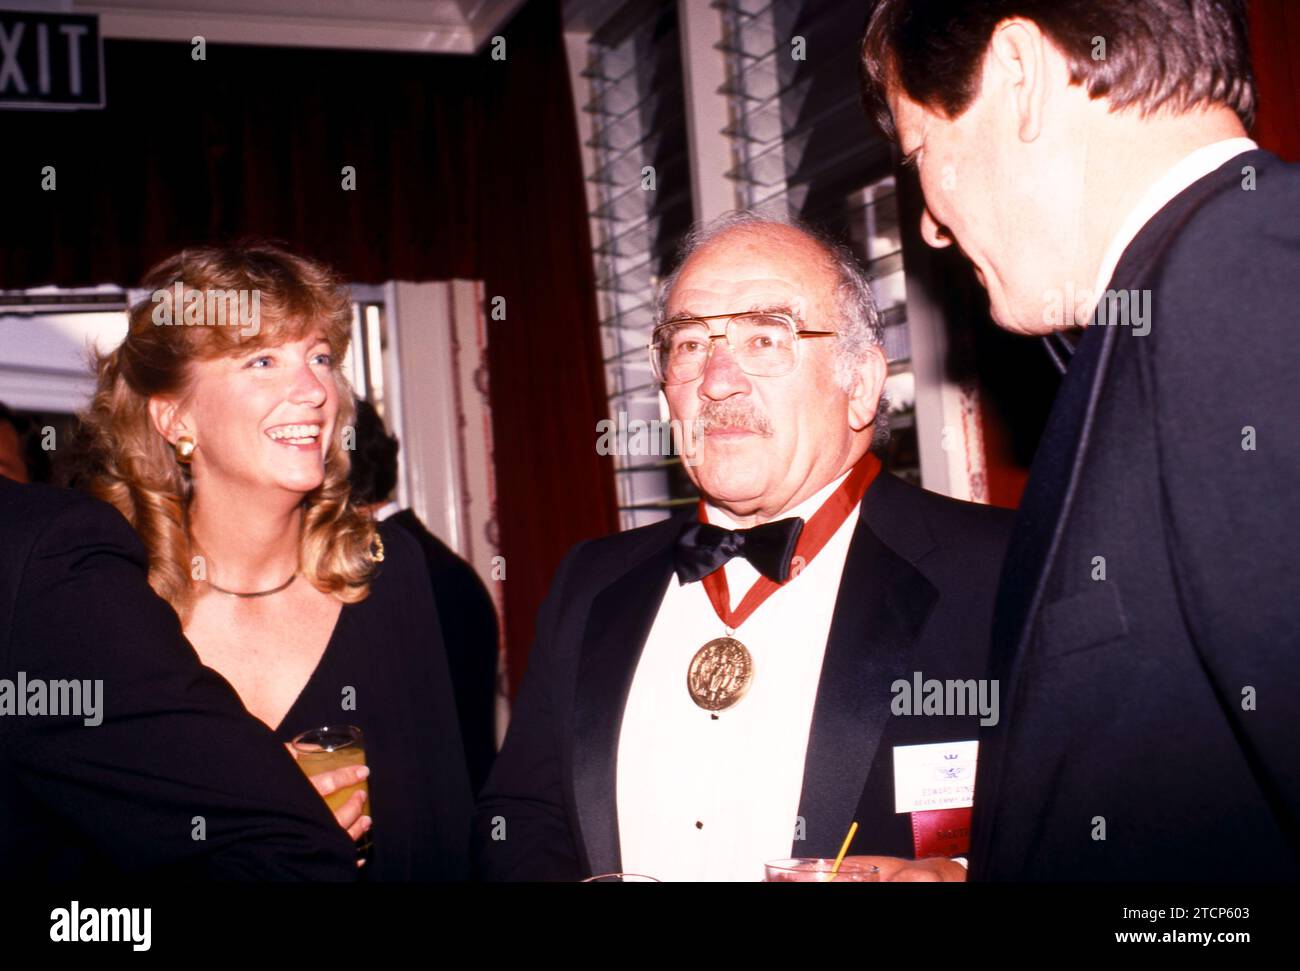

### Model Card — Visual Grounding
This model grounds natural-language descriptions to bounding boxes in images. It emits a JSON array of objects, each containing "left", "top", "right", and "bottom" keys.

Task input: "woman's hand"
[
  {"left": 285, "top": 744, "right": 373, "bottom": 848},
  {"left": 310, "top": 766, "right": 371, "bottom": 844}
]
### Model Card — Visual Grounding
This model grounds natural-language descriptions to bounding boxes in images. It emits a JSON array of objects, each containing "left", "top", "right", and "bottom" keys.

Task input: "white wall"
[{"left": 0, "top": 311, "right": 128, "bottom": 413}]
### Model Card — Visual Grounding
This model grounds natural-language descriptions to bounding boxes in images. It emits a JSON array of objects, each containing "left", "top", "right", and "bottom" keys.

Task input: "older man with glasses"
[{"left": 474, "top": 212, "right": 1012, "bottom": 882}]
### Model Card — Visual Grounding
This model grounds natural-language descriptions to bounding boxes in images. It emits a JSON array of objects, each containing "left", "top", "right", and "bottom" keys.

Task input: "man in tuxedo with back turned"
[
  {"left": 474, "top": 213, "right": 1012, "bottom": 881},
  {"left": 860, "top": 0, "right": 1300, "bottom": 880},
  {"left": 0, "top": 475, "right": 357, "bottom": 879}
]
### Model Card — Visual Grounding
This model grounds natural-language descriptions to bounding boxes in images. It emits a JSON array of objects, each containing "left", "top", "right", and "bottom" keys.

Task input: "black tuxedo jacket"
[
  {"left": 970, "top": 150, "right": 1300, "bottom": 881},
  {"left": 474, "top": 471, "right": 1012, "bottom": 879},
  {"left": 0, "top": 478, "right": 357, "bottom": 879}
]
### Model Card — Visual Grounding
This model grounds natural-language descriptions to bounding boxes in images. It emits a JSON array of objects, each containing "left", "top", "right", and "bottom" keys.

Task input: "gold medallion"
[{"left": 687, "top": 636, "right": 754, "bottom": 711}]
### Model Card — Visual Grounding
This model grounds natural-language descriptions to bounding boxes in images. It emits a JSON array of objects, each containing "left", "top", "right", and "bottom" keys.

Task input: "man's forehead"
[
  {"left": 661, "top": 301, "right": 802, "bottom": 325},
  {"left": 665, "top": 228, "right": 830, "bottom": 314},
  {"left": 666, "top": 275, "right": 814, "bottom": 321}
]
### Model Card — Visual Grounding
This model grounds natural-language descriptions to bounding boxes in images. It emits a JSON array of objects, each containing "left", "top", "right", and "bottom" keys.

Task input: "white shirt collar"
[
  {"left": 704, "top": 468, "right": 852, "bottom": 530},
  {"left": 1092, "top": 137, "right": 1257, "bottom": 298},
  {"left": 373, "top": 500, "right": 401, "bottom": 522}
]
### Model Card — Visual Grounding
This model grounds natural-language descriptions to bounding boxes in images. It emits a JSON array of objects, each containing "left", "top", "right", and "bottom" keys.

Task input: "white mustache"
[{"left": 695, "top": 401, "right": 774, "bottom": 436}]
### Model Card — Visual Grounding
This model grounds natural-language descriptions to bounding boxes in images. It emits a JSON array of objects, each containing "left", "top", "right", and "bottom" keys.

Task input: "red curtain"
[
  {"left": 1250, "top": 0, "right": 1300, "bottom": 161},
  {"left": 0, "top": 0, "right": 618, "bottom": 698},
  {"left": 476, "top": 0, "right": 620, "bottom": 696},
  {"left": 0, "top": 40, "right": 482, "bottom": 285}
]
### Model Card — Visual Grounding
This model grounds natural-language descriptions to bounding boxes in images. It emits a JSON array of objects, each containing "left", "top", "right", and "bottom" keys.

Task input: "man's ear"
[
  {"left": 147, "top": 396, "right": 190, "bottom": 445},
  {"left": 846, "top": 345, "right": 888, "bottom": 434},
  {"left": 986, "top": 17, "right": 1051, "bottom": 143}
]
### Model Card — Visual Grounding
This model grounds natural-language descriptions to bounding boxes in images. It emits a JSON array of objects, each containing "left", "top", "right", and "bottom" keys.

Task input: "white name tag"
[{"left": 892, "top": 740, "right": 978, "bottom": 813}]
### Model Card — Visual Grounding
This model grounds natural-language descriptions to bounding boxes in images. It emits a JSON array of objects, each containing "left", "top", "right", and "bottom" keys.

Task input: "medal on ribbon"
[
  {"left": 685, "top": 453, "right": 882, "bottom": 712},
  {"left": 687, "top": 635, "right": 754, "bottom": 711}
]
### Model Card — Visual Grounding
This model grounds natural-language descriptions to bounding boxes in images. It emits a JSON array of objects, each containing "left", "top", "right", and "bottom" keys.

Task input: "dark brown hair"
[{"left": 860, "top": 0, "right": 1256, "bottom": 140}]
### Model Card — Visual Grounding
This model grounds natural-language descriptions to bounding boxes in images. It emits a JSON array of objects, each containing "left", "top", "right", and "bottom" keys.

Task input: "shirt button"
[{"left": 695, "top": 821, "right": 704, "bottom": 830}]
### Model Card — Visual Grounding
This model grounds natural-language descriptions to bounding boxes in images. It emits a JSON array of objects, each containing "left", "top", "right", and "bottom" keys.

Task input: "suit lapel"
[
  {"left": 571, "top": 537, "right": 676, "bottom": 877},
  {"left": 992, "top": 323, "right": 1116, "bottom": 664},
  {"left": 794, "top": 497, "right": 938, "bottom": 855},
  {"left": 972, "top": 312, "right": 1126, "bottom": 875}
]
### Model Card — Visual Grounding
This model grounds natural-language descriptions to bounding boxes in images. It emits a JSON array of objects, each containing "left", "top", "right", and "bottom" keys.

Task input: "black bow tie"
[{"left": 674, "top": 516, "right": 805, "bottom": 585}]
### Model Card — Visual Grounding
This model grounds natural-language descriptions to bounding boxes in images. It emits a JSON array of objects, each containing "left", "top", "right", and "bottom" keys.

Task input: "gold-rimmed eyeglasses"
[{"left": 648, "top": 311, "right": 836, "bottom": 385}]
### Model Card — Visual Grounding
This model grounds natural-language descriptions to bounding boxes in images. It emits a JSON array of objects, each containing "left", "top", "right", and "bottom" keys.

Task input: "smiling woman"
[
  {"left": 65, "top": 242, "right": 473, "bottom": 880},
  {"left": 71, "top": 243, "right": 371, "bottom": 620}
]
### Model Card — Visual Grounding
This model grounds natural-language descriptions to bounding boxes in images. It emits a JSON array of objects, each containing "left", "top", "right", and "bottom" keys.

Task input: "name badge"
[{"left": 892, "top": 740, "right": 978, "bottom": 814}]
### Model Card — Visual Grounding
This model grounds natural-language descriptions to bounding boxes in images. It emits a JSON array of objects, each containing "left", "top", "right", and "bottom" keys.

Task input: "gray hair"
[{"left": 655, "top": 209, "right": 890, "bottom": 449}]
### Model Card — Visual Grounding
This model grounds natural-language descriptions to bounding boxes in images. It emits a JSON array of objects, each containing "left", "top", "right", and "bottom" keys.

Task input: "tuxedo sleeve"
[
  {"left": 1149, "top": 200, "right": 1300, "bottom": 832},
  {"left": 5, "top": 496, "right": 357, "bottom": 879},
  {"left": 472, "top": 545, "right": 584, "bottom": 881}
]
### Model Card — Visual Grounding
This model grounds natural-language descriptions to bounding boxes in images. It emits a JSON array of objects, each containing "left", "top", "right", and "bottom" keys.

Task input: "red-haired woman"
[{"left": 71, "top": 243, "right": 471, "bottom": 880}]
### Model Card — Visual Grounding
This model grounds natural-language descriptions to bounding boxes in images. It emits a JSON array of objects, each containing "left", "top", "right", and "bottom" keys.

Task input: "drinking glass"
[
  {"left": 292, "top": 725, "right": 371, "bottom": 854},
  {"left": 763, "top": 858, "right": 880, "bottom": 882}
]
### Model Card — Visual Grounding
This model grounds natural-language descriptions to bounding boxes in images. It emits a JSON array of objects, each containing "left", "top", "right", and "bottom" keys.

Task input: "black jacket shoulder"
[
  {"left": 1, "top": 476, "right": 144, "bottom": 555},
  {"left": 370, "top": 516, "right": 430, "bottom": 596},
  {"left": 552, "top": 470, "right": 1014, "bottom": 589},
  {"left": 867, "top": 471, "right": 1014, "bottom": 552},
  {"left": 0, "top": 478, "right": 151, "bottom": 633}
]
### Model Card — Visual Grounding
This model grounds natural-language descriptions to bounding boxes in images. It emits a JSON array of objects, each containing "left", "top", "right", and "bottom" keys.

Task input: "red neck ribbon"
[{"left": 698, "top": 452, "right": 881, "bottom": 630}]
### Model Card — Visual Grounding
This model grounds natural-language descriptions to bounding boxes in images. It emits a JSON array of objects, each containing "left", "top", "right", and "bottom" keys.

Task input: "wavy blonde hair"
[{"left": 73, "top": 241, "right": 376, "bottom": 622}]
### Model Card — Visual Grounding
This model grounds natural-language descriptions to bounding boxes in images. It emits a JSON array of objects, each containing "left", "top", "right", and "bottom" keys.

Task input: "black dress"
[
  {"left": 273, "top": 520, "right": 473, "bottom": 880},
  {"left": 387, "top": 507, "right": 499, "bottom": 796}
]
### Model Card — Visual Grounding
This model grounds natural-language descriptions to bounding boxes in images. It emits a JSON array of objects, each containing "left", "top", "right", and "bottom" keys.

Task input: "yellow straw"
[{"left": 828, "top": 821, "right": 858, "bottom": 881}]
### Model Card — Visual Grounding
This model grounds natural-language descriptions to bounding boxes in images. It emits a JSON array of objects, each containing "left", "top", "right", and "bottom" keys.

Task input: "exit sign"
[{"left": 0, "top": 10, "right": 103, "bottom": 109}]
